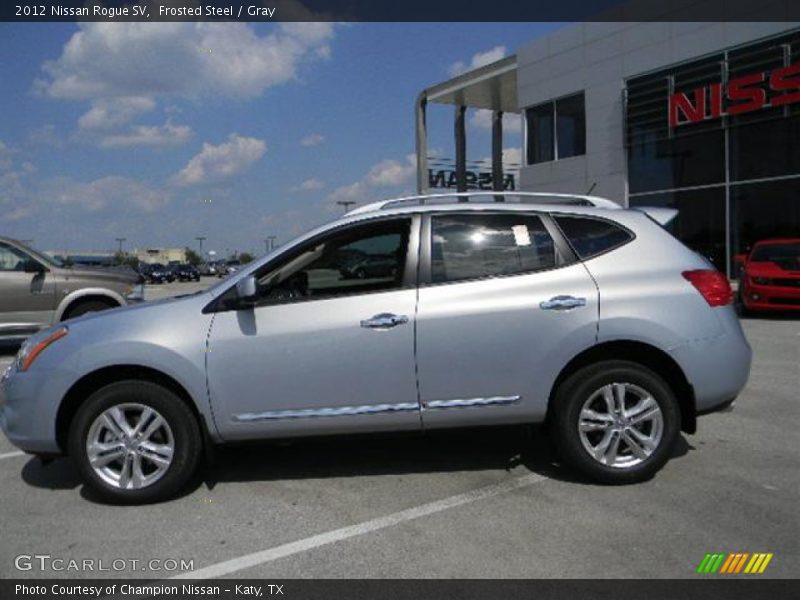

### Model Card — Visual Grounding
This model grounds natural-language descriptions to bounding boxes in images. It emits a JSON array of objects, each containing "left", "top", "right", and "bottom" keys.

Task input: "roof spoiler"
[{"left": 632, "top": 206, "right": 678, "bottom": 227}]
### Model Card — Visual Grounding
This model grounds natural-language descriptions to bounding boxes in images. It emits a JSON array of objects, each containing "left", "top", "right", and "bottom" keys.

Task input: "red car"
[{"left": 738, "top": 239, "right": 800, "bottom": 312}]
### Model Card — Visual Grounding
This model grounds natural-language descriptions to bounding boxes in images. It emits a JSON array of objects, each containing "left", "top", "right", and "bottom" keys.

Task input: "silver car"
[
  {"left": 0, "top": 236, "right": 145, "bottom": 344},
  {"left": 0, "top": 193, "right": 751, "bottom": 503}
]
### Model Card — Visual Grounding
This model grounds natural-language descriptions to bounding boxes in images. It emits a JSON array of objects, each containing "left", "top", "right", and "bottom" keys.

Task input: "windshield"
[
  {"left": 751, "top": 242, "right": 800, "bottom": 262},
  {"left": 14, "top": 239, "right": 64, "bottom": 268}
]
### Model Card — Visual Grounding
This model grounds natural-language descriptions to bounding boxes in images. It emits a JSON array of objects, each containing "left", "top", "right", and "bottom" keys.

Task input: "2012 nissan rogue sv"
[{"left": 0, "top": 193, "right": 752, "bottom": 503}]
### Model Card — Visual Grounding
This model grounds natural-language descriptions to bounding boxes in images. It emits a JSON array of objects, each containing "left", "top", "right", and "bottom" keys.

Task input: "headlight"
[
  {"left": 125, "top": 283, "right": 145, "bottom": 301},
  {"left": 16, "top": 326, "right": 69, "bottom": 372},
  {"left": 752, "top": 276, "right": 770, "bottom": 285}
]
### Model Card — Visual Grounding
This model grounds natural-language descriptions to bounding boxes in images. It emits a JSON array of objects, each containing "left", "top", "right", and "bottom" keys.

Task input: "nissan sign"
[{"left": 668, "top": 62, "right": 800, "bottom": 128}]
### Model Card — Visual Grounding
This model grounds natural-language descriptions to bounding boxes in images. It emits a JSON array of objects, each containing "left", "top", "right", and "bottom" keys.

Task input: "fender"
[{"left": 54, "top": 287, "right": 126, "bottom": 322}]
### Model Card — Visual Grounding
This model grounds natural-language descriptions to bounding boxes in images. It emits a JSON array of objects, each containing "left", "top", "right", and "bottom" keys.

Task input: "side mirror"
[
  {"left": 24, "top": 259, "right": 45, "bottom": 273},
  {"left": 235, "top": 275, "right": 257, "bottom": 307}
]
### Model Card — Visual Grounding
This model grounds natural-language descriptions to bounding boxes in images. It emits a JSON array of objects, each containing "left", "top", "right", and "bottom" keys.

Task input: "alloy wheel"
[
  {"left": 85, "top": 403, "right": 175, "bottom": 490},
  {"left": 577, "top": 382, "right": 664, "bottom": 469}
]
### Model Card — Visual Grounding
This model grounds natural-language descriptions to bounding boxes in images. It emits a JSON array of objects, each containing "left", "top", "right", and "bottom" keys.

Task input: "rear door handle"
[
  {"left": 360, "top": 313, "right": 409, "bottom": 329},
  {"left": 540, "top": 295, "right": 587, "bottom": 311}
]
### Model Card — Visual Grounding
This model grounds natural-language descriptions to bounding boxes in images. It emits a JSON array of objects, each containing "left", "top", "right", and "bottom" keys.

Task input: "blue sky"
[{"left": 0, "top": 22, "right": 562, "bottom": 257}]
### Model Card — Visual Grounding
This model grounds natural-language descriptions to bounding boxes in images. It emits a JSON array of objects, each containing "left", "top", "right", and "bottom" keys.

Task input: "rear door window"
[
  {"left": 430, "top": 213, "right": 556, "bottom": 283},
  {"left": 554, "top": 216, "right": 633, "bottom": 259}
]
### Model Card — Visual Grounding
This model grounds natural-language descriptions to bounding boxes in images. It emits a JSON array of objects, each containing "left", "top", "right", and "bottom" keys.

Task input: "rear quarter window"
[{"left": 554, "top": 216, "right": 633, "bottom": 259}]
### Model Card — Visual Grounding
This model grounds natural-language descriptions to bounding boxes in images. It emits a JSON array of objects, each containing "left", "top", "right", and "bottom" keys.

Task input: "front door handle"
[
  {"left": 360, "top": 313, "right": 409, "bottom": 329},
  {"left": 540, "top": 295, "right": 587, "bottom": 311}
]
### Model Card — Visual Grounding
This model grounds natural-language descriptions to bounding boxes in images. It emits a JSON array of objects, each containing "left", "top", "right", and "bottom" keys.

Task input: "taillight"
[{"left": 682, "top": 270, "right": 733, "bottom": 307}]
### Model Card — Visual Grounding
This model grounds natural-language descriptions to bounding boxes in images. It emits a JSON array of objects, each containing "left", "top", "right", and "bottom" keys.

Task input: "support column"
[
  {"left": 492, "top": 110, "right": 504, "bottom": 200},
  {"left": 415, "top": 93, "right": 428, "bottom": 195},
  {"left": 455, "top": 105, "right": 467, "bottom": 196}
]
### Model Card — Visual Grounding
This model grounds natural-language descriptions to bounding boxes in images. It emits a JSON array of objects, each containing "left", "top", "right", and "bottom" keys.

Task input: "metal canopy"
[
  {"left": 424, "top": 55, "right": 518, "bottom": 112},
  {"left": 415, "top": 55, "right": 520, "bottom": 193}
]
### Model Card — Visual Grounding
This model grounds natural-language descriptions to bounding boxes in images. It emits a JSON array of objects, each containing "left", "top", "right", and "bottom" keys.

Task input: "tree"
[
  {"left": 238, "top": 252, "right": 255, "bottom": 264},
  {"left": 184, "top": 247, "right": 202, "bottom": 266},
  {"left": 113, "top": 251, "right": 139, "bottom": 270}
]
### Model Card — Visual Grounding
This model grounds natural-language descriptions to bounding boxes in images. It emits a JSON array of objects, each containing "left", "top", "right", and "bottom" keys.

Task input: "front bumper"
[
  {"left": 742, "top": 281, "right": 800, "bottom": 311},
  {"left": 0, "top": 364, "right": 66, "bottom": 455}
]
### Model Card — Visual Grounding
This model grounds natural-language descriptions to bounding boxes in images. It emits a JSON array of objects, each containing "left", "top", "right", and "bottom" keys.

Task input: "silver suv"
[
  {"left": 0, "top": 193, "right": 751, "bottom": 503},
  {"left": 0, "top": 236, "right": 144, "bottom": 344}
]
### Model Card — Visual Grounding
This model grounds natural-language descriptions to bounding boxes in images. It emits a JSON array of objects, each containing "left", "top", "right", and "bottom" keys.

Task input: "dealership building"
[{"left": 416, "top": 21, "right": 800, "bottom": 274}]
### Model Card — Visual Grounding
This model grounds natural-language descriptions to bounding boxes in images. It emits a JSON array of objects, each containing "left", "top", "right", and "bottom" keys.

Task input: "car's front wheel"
[
  {"left": 68, "top": 381, "right": 202, "bottom": 503},
  {"left": 551, "top": 360, "right": 680, "bottom": 484}
]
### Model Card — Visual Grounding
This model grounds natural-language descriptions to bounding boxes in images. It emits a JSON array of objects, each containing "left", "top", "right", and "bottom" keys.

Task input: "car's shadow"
[{"left": 20, "top": 426, "right": 694, "bottom": 503}]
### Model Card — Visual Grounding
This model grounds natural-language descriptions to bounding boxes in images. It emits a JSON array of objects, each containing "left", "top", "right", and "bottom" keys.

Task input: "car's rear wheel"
[
  {"left": 64, "top": 299, "right": 116, "bottom": 319},
  {"left": 68, "top": 381, "right": 202, "bottom": 504},
  {"left": 551, "top": 360, "right": 680, "bottom": 484}
]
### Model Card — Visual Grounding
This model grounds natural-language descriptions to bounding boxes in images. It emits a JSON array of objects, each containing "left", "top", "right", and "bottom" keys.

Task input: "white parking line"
[
  {"left": 0, "top": 451, "right": 25, "bottom": 460},
  {"left": 173, "top": 472, "right": 547, "bottom": 579}
]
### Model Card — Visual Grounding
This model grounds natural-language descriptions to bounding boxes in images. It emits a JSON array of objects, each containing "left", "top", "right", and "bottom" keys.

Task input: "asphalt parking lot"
[{"left": 0, "top": 280, "right": 797, "bottom": 579}]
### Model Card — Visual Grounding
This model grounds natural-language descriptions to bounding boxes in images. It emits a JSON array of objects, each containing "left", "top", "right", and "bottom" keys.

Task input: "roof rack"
[{"left": 346, "top": 191, "right": 621, "bottom": 215}]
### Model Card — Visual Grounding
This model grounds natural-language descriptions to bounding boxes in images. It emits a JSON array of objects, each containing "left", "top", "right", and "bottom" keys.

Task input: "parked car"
[
  {"left": 339, "top": 254, "right": 399, "bottom": 280},
  {"left": 0, "top": 236, "right": 144, "bottom": 344},
  {"left": 141, "top": 263, "right": 173, "bottom": 284},
  {"left": 217, "top": 260, "right": 241, "bottom": 278},
  {"left": 170, "top": 263, "right": 200, "bottom": 282},
  {"left": 198, "top": 262, "right": 218, "bottom": 277},
  {"left": 737, "top": 238, "right": 800, "bottom": 313},
  {"left": 0, "top": 192, "right": 751, "bottom": 503}
]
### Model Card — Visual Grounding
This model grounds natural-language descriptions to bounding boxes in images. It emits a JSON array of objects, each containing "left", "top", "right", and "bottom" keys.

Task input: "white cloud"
[
  {"left": 28, "top": 125, "right": 63, "bottom": 148},
  {"left": 300, "top": 133, "right": 325, "bottom": 147},
  {"left": 328, "top": 181, "right": 366, "bottom": 203},
  {"left": 448, "top": 45, "right": 507, "bottom": 77},
  {"left": 37, "top": 22, "right": 336, "bottom": 101},
  {"left": 42, "top": 176, "right": 169, "bottom": 212},
  {"left": 469, "top": 109, "right": 522, "bottom": 134},
  {"left": 365, "top": 155, "right": 416, "bottom": 187},
  {"left": 291, "top": 178, "right": 325, "bottom": 192},
  {"left": 99, "top": 122, "right": 193, "bottom": 148},
  {"left": 473, "top": 147, "right": 523, "bottom": 170},
  {"left": 78, "top": 96, "right": 156, "bottom": 131},
  {"left": 328, "top": 154, "right": 417, "bottom": 204},
  {"left": 174, "top": 134, "right": 266, "bottom": 186}
]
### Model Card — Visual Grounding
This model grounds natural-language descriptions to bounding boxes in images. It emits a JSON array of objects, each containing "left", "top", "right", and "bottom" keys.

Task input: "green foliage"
[
  {"left": 113, "top": 251, "right": 139, "bottom": 269},
  {"left": 238, "top": 252, "right": 255, "bottom": 264},
  {"left": 184, "top": 247, "right": 203, "bottom": 266}
]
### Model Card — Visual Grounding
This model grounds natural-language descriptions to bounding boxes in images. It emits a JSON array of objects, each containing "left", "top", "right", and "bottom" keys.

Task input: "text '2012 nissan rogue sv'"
[{"left": 0, "top": 193, "right": 751, "bottom": 503}]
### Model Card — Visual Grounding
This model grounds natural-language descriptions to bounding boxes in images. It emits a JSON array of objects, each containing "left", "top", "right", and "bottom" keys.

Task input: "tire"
[
  {"left": 64, "top": 299, "right": 116, "bottom": 320},
  {"left": 551, "top": 360, "right": 680, "bottom": 484},
  {"left": 355, "top": 268, "right": 367, "bottom": 279},
  {"left": 68, "top": 381, "right": 202, "bottom": 504}
]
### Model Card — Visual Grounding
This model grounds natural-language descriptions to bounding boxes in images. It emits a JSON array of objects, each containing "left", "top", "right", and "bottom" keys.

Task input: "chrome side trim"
[
  {"left": 234, "top": 402, "right": 420, "bottom": 422},
  {"left": 425, "top": 395, "right": 521, "bottom": 409}
]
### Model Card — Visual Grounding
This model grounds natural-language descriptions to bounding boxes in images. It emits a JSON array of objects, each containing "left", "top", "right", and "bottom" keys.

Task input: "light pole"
[
  {"left": 115, "top": 237, "right": 126, "bottom": 253},
  {"left": 195, "top": 236, "right": 206, "bottom": 254},
  {"left": 336, "top": 200, "right": 356, "bottom": 213}
]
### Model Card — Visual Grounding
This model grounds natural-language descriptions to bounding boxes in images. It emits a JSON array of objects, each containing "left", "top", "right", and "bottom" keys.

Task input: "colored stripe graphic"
[
  {"left": 719, "top": 554, "right": 736, "bottom": 573},
  {"left": 698, "top": 552, "right": 773, "bottom": 574}
]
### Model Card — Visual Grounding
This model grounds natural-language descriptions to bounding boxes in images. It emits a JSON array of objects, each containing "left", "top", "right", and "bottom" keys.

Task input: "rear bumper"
[{"left": 669, "top": 325, "right": 752, "bottom": 415}]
